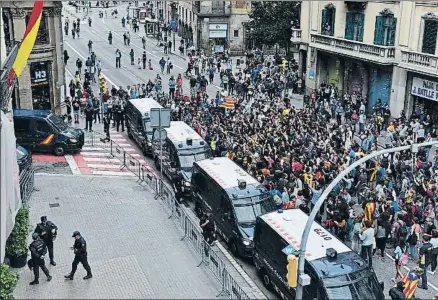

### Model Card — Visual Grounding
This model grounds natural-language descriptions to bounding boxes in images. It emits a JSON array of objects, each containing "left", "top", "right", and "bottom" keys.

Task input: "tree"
[{"left": 247, "top": 2, "right": 300, "bottom": 51}]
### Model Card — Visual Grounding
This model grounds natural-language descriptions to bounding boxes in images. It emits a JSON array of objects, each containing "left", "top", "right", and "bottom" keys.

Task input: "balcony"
[
  {"left": 290, "top": 28, "right": 302, "bottom": 43},
  {"left": 310, "top": 33, "right": 395, "bottom": 65},
  {"left": 399, "top": 50, "right": 438, "bottom": 77},
  {"left": 192, "top": 1, "right": 231, "bottom": 17}
]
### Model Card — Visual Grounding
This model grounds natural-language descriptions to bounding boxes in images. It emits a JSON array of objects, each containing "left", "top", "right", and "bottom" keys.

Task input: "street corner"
[{"left": 32, "top": 154, "right": 73, "bottom": 175}]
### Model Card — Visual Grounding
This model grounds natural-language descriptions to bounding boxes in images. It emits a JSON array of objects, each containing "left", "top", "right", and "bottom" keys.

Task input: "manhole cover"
[
  {"left": 53, "top": 162, "right": 69, "bottom": 167},
  {"left": 49, "top": 203, "right": 60, "bottom": 208}
]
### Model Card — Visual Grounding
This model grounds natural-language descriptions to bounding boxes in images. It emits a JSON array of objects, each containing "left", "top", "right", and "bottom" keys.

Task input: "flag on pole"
[
  {"left": 218, "top": 96, "right": 235, "bottom": 109},
  {"left": 7, "top": 1, "right": 45, "bottom": 82}
]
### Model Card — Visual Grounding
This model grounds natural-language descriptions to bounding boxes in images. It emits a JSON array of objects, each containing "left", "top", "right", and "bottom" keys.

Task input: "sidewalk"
[{"left": 13, "top": 174, "right": 220, "bottom": 299}]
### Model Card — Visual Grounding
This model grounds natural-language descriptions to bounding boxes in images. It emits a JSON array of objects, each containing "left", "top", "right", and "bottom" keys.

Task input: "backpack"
[
  {"left": 398, "top": 251, "right": 408, "bottom": 266},
  {"left": 397, "top": 224, "right": 407, "bottom": 239},
  {"left": 409, "top": 231, "right": 418, "bottom": 245}
]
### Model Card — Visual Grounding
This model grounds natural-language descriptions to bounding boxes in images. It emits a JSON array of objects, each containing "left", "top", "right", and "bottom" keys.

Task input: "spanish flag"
[
  {"left": 219, "top": 96, "right": 235, "bottom": 109},
  {"left": 400, "top": 269, "right": 420, "bottom": 299},
  {"left": 8, "top": 1, "right": 45, "bottom": 82}
]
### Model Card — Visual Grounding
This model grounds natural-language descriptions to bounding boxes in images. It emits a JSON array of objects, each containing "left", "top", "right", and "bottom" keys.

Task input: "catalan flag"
[
  {"left": 364, "top": 202, "right": 376, "bottom": 227},
  {"left": 8, "top": 1, "right": 45, "bottom": 82},
  {"left": 400, "top": 269, "right": 420, "bottom": 299},
  {"left": 218, "top": 96, "right": 235, "bottom": 109}
]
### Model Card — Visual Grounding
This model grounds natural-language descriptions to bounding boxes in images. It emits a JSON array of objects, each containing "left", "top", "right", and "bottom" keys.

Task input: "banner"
[{"left": 411, "top": 77, "right": 438, "bottom": 102}]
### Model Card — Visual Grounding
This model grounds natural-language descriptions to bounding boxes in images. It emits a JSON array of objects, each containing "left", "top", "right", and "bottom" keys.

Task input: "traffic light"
[
  {"left": 286, "top": 255, "right": 298, "bottom": 288},
  {"left": 99, "top": 75, "right": 107, "bottom": 93}
]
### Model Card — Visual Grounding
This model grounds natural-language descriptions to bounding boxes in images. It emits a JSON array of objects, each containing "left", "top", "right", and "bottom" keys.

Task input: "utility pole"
[{"left": 295, "top": 140, "right": 438, "bottom": 299}]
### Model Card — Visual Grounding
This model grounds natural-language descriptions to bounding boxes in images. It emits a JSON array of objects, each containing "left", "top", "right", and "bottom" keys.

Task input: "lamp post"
[
  {"left": 294, "top": 140, "right": 438, "bottom": 299},
  {"left": 173, "top": 13, "right": 178, "bottom": 52}
]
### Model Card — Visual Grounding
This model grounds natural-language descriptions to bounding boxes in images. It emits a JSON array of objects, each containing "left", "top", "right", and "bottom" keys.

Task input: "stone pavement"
[{"left": 13, "top": 173, "right": 220, "bottom": 299}]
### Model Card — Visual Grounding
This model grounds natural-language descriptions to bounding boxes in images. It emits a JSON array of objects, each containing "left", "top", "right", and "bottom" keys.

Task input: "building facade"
[
  {"left": 1, "top": 1, "right": 64, "bottom": 114},
  {"left": 296, "top": 1, "right": 438, "bottom": 120},
  {"left": 175, "top": 0, "right": 249, "bottom": 54}
]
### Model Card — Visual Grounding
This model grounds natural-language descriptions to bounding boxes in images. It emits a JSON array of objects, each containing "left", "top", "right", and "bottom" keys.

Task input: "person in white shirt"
[{"left": 360, "top": 220, "right": 375, "bottom": 268}]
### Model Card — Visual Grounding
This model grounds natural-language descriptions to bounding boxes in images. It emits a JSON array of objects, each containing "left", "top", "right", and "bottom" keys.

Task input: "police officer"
[
  {"left": 64, "top": 231, "right": 92, "bottom": 280},
  {"left": 199, "top": 213, "right": 215, "bottom": 245},
  {"left": 34, "top": 216, "right": 57, "bottom": 266},
  {"left": 114, "top": 103, "right": 124, "bottom": 132},
  {"left": 29, "top": 233, "right": 52, "bottom": 285}
]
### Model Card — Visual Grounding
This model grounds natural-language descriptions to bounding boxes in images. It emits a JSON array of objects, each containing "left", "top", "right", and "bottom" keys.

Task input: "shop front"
[
  {"left": 316, "top": 52, "right": 343, "bottom": 92},
  {"left": 208, "top": 23, "right": 228, "bottom": 54},
  {"left": 409, "top": 75, "right": 438, "bottom": 126},
  {"left": 30, "top": 61, "right": 52, "bottom": 110}
]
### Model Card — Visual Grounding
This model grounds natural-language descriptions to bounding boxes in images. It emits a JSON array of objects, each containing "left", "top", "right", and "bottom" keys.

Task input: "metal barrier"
[
  {"left": 82, "top": 131, "right": 254, "bottom": 299},
  {"left": 19, "top": 165, "right": 35, "bottom": 207}
]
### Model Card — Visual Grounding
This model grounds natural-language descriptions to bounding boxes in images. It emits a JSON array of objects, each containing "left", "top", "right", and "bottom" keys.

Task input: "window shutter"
[
  {"left": 422, "top": 20, "right": 438, "bottom": 54},
  {"left": 388, "top": 17, "right": 397, "bottom": 46},
  {"left": 321, "top": 9, "right": 329, "bottom": 33},
  {"left": 373, "top": 16, "right": 384, "bottom": 45},
  {"left": 330, "top": 9, "right": 336, "bottom": 36},
  {"left": 345, "top": 12, "right": 354, "bottom": 40},
  {"left": 358, "top": 13, "right": 365, "bottom": 42}
]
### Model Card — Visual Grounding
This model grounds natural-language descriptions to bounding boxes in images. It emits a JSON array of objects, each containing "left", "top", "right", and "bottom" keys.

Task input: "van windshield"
[
  {"left": 179, "top": 151, "right": 210, "bottom": 171},
  {"left": 234, "top": 196, "right": 276, "bottom": 225},
  {"left": 324, "top": 270, "right": 381, "bottom": 300},
  {"left": 48, "top": 114, "right": 68, "bottom": 131}
]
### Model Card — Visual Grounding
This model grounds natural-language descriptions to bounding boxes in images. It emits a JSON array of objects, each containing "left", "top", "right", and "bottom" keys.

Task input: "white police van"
[
  {"left": 153, "top": 121, "right": 211, "bottom": 195},
  {"left": 192, "top": 157, "right": 277, "bottom": 257},
  {"left": 254, "top": 209, "right": 384, "bottom": 300}
]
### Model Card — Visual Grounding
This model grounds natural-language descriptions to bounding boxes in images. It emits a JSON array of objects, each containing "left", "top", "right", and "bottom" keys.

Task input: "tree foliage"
[{"left": 248, "top": 1, "right": 301, "bottom": 48}]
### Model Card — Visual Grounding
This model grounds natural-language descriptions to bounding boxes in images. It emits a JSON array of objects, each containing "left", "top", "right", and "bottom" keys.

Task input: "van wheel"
[
  {"left": 53, "top": 145, "right": 65, "bottom": 156},
  {"left": 230, "top": 241, "right": 239, "bottom": 257},
  {"left": 261, "top": 269, "right": 273, "bottom": 290}
]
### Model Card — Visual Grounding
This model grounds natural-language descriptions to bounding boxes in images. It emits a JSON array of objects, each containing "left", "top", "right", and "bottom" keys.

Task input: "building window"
[
  {"left": 234, "top": 30, "right": 239, "bottom": 38},
  {"left": 25, "top": 11, "right": 49, "bottom": 45},
  {"left": 321, "top": 7, "right": 335, "bottom": 36},
  {"left": 422, "top": 19, "right": 438, "bottom": 54},
  {"left": 374, "top": 15, "right": 397, "bottom": 46},
  {"left": 345, "top": 12, "right": 364, "bottom": 42}
]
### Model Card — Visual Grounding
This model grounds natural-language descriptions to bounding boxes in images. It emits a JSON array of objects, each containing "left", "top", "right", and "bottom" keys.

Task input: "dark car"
[{"left": 13, "top": 110, "right": 84, "bottom": 156}]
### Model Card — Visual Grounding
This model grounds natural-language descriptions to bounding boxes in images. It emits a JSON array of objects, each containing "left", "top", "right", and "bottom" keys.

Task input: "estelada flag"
[
  {"left": 218, "top": 96, "right": 235, "bottom": 109},
  {"left": 8, "top": 1, "right": 44, "bottom": 83},
  {"left": 399, "top": 269, "right": 420, "bottom": 299}
]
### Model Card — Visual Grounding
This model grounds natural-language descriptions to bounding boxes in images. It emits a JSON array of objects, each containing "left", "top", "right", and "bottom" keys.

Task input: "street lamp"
[
  {"left": 294, "top": 140, "right": 438, "bottom": 299},
  {"left": 173, "top": 13, "right": 179, "bottom": 52}
]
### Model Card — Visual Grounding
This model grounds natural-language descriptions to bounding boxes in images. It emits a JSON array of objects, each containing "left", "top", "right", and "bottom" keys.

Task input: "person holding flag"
[{"left": 395, "top": 266, "right": 424, "bottom": 299}]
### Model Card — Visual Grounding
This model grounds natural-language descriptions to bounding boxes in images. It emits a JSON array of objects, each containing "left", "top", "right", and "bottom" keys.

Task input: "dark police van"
[
  {"left": 125, "top": 98, "right": 163, "bottom": 155},
  {"left": 153, "top": 121, "right": 211, "bottom": 194},
  {"left": 13, "top": 110, "right": 84, "bottom": 156},
  {"left": 254, "top": 209, "right": 385, "bottom": 300},
  {"left": 192, "top": 157, "right": 277, "bottom": 257}
]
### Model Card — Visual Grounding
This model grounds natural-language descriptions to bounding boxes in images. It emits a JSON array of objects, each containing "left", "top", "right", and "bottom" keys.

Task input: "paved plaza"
[{"left": 13, "top": 174, "right": 220, "bottom": 299}]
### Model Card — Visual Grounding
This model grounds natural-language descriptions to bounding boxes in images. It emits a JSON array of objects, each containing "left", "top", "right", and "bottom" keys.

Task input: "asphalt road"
[{"left": 61, "top": 3, "right": 436, "bottom": 299}]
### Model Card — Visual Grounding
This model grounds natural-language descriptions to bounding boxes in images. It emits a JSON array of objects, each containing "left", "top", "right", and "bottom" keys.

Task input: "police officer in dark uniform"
[
  {"left": 65, "top": 231, "right": 92, "bottom": 280},
  {"left": 29, "top": 233, "right": 52, "bottom": 285},
  {"left": 34, "top": 216, "right": 58, "bottom": 266},
  {"left": 114, "top": 103, "right": 124, "bottom": 132}
]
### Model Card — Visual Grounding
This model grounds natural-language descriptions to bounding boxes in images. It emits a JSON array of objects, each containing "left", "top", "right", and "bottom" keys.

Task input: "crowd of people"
[{"left": 63, "top": 4, "right": 438, "bottom": 297}]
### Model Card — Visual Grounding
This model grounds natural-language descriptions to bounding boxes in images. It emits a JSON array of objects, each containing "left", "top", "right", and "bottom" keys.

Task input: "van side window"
[
  {"left": 193, "top": 167, "right": 208, "bottom": 193},
  {"left": 14, "top": 119, "right": 30, "bottom": 133},
  {"left": 35, "top": 120, "right": 51, "bottom": 133},
  {"left": 220, "top": 195, "right": 231, "bottom": 215}
]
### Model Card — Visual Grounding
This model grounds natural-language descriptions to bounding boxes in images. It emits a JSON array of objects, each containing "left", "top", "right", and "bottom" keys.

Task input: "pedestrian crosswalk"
[{"left": 77, "top": 129, "right": 155, "bottom": 177}]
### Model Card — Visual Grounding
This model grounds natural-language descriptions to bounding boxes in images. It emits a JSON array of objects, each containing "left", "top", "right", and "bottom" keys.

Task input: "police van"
[
  {"left": 254, "top": 209, "right": 384, "bottom": 300},
  {"left": 153, "top": 121, "right": 211, "bottom": 194},
  {"left": 192, "top": 157, "right": 277, "bottom": 257},
  {"left": 125, "top": 98, "right": 163, "bottom": 155}
]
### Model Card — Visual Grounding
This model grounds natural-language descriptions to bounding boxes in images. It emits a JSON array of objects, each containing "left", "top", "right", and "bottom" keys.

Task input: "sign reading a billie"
[{"left": 411, "top": 77, "right": 438, "bottom": 102}]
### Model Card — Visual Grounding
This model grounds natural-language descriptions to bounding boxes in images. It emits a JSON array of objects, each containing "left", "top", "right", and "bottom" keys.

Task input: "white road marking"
[
  {"left": 92, "top": 170, "right": 135, "bottom": 176},
  {"left": 80, "top": 151, "right": 141, "bottom": 157},
  {"left": 82, "top": 146, "right": 137, "bottom": 152},
  {"left": 87, "top": 164, "right": 123, "bottom": 169},
  {"left": 83, "top": 157, "right": 120, "bottom": 163},
  {"left": 64, "top": 154, "right": 82, "bottom": 175}
]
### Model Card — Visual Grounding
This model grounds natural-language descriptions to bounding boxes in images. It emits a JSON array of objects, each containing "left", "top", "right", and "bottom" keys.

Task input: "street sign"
[
  {"left": 153, "top": 128, "right": 167, "bottom": 142},
  {"left": 150, "top": 108, "right": 171, "bottom": 128}
]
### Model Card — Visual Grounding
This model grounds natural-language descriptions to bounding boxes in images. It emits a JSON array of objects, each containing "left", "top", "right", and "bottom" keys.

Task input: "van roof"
[
  {"left": 166, "top": 121, "right": 204, "bottom": 145},
  {"left": 129, "top": 98, "right": 163, "bottom": 116},
  {"left": 13, "top": 109, "right": 51, "bottom": 118},
  {"left": 195, "top": 157, "right": 259, "bottom": 190},
  {"left": 260, "top": 209, "right": 350, "bottom": 261}
]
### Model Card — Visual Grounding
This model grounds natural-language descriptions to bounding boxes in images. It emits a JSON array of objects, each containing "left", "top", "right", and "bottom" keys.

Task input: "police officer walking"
[
  {"left": 64, "top": 231, "right": 92, "bottom": 280},
  {"left": 34, "top": 216, "right": 58, "bottom": 266},
  {"left": 114, "top": 103, "right": 124, "bottom": 132},
  {"left": 29, "top": 233, "right": 52, "bottom": 285}
]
